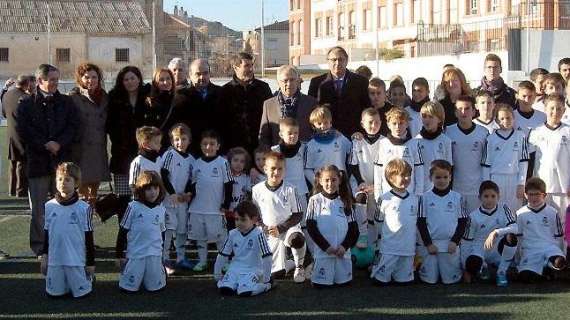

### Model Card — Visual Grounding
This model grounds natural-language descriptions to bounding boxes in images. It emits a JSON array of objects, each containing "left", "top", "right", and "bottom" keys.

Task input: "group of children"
[{"left": 40, "top": 68, "right": 570, "bottom": 299}]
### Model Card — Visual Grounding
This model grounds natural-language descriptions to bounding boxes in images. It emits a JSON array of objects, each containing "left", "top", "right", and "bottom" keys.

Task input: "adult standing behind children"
[
  {"left": 259, "top": 65, "right": 316, "bottom": 146},
  {"left": 475, "top": 54, "right": 517, "bottom": 108},
  {"left": 219, "top": 52, "right": 273, "bottom": 153},
  {"left": 17, "top": 64, "right": 79, "bottom": 256},
  {"left": 69, "top": 63, "right": 110, "bottom": 205},
  {"left": 308, "top": 46, "right": 370, "bottom": 138},
  {"left": 437, "top": 67, "right": 471, "bottom": 126}
]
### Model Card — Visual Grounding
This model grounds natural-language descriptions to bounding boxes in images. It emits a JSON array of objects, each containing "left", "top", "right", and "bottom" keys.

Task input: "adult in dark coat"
[
  {"left": 474, "top": 53, "right": 516, "bottom": 108},
  {"left": 219, "top": 52, "right": 273, "bottom": 153},
  {"left": 174, "top": 58, "right": 222, "bottom": 156},
  {"left": 2, "top": 75, "right": 34, "bottom": 197},
  {"left": 259, "top": 65, "right": 316, "bottom": 146},
  {"left": 308, "top": 46, "right": 370, "bottom": 137},
  {"left": 168, "top": 57, "right": 191, "bottom": 91},
  {"left": 16, "top": 64, "right": 79, "bottom": 255},
  {"left": 107, "top": 66, "right": 149, "bottom": 197},
  {"left": 436, "top": 67, "right": 472, "bottom": 126}
]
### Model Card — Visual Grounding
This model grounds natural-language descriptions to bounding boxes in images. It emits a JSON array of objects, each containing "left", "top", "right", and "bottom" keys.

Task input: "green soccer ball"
[{"left": 352, "top": 246, "right": 375, "bottom": 269}]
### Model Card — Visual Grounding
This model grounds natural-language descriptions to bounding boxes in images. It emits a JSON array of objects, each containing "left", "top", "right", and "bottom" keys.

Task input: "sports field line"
[{"left": 0, "top": 216, "right": 18, "bottom": 224}]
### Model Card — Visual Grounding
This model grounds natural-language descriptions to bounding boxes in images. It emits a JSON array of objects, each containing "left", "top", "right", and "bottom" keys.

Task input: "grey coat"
[
  {"left": 2, "top": 87, "right": 27, "bottom": 161},
  {"left": 258, "top": 93, "right": 316, "bottom": 146},
  {"left": 69, "top": 87, "right": 110, "bottom": 184}
]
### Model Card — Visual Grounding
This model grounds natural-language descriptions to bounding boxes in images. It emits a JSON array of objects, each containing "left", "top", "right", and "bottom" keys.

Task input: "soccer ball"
[{"left": 351, "top": 246, "right": 375, "bottom": 269}]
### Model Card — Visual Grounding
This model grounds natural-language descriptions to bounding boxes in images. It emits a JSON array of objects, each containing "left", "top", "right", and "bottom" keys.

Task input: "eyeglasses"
[{"left": 327, "top": 58, "right": 346, "bottom": 63}]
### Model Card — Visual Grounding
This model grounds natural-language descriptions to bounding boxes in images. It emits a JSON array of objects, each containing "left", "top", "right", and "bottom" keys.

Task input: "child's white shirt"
[
  {"left": 272, "top": 143, "right": 309, "bottom": 195},
  {"left": 188, "top": 156, "right": 233, "bottom": 214},
  {"left": 160, "top": 147, "right": 195, "bottom": 194},
  {"left": 528, "top": 123, "right": 570, "bottom": 193},
  {"left": 252, "top": 181, "right": 302, "bottom": 226},
  {"left": 514, "top": 108, "right": 546, "bottom": 136},
  {"left": 474, "top": 118, "right": 500, "bottom": 134},
  {"left": 305, "top": 131, "right": 352, "bottom": 180},
  {"left": 419, "top": 189, "right": 467, "bottom": 251},
  {"left": 350, "top": 135, "right": 383, "bottom": 186},
  {"left": 415, "top": 131, "right": 453, "bottom": 192},
  {"left": 229, "top": 173, "right": 251, "bottom": 211},
  {"left": 129, "top": 153, "right": 162, "bottom": 185},
  {"left": 481, "top": 129, "right": 529, "bottom": 184},
  {"left": 463, "top": 204, "right": 517, "bottom": 244},
  {"left": 376, "top": 190, "right": 421, "bottom": 256},
  {"left": 216, "top": 227, "right": 272, "bottom": 279},
  {"left": 516, "top": 204, "right": 564, "bottom": 252},
  {"left": 120, "top": 201, "right": 166, "bottom": 259}
]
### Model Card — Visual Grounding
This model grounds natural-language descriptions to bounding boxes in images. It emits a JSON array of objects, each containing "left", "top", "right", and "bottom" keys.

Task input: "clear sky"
[{"left": 163, "top": 0, "right": 289, "bottom": 31}]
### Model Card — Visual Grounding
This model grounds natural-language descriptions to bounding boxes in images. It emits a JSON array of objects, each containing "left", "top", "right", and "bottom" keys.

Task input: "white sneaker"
[
  {"left": 284, "top": 259, "right": 296, "bottom": 273},
  {"left": 293, "top": 266, "right": 305, "bottom": 283},
  {"left": 304, "top": 262, "right": 314, "bottom": 279}
]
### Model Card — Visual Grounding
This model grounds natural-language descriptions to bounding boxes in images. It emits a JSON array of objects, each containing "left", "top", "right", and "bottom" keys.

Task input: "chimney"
[
  {"left": 180, "top": 7, "right": 184, "bottom": 16},
  {"left": 174, "top": 5, "right": 178, "bottom": 16},
  {"left": 184, "top": 10, "right": 188, "bottom": 19}
]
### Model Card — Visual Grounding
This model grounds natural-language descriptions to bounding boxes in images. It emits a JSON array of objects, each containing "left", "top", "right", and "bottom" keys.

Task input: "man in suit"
[
  {"left": 2, "top": 75, "right": 34, "bottom": 197},
  {"left": 308, "top": 46, "right": 370, "bottom": 137},
  {"left": 259, "top": 65, "right": 316, "bottom": 146}
]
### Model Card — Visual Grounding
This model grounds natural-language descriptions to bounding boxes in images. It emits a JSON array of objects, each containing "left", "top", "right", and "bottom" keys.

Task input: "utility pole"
[
  {"left": 47, "top": 2, "right": 51, "bottom": 64},
  {"left": 260, "top": 0, "right": 265, "bottom": 78},
  {"left": 152, "top": 0, "right": 157, "bottom": 70}
]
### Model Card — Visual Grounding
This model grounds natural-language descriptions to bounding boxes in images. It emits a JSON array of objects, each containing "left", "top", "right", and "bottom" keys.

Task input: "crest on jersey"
[
  {"left": 154, "top": 215, "right": 160, "bottom": 225},
  {"left": 562, "top": 136, "right": 568, "bottom": 144},
  {"left": 247, "top": 239, "right": 254, "bottom": 248},
  {"left": 212, "top": 167, "right": 219, "bottom": 176},
  {"left": 318, "top": 267, "right": 326, "bottom": 278},
  {"left": 403, "top": 148, "right": 410, "bottom": 157},
  {"left": 447, "top": 201, "right": 454, "bottom": 210},
  {"left": 317, "top": 149, "right": 322, "bottom": 153},
  {"left": 69, "top": 212, "right": 78, "bottom": 224},
  {"left": 495, "top": 146, "right": 501, "bottom": 151},
  {"left": 542, "top": 217, "right": 549, "bottom": 225},
  {"left": 129, "top": 275, "right": 135, "bottom": 283},
  {"left": 334, "top": 142, "right": 340, "bottom": 149},
  {"left": 438, "top": 142, "right": 443, "bottom": 151},
  {"left": 429, "top": 202, "right": 436, "bottom": 208},
  {"left": 480, "top": 224, "right": 486, "bottom": 229}
]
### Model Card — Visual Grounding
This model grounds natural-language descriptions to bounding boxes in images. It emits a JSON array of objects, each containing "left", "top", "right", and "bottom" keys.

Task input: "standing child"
[
  {"left": 214, "top": 201, "right": 273, "bottom": 297},
  {"left": 373, "top": 107, "right": 424, "bottom": 199},
  {"left": 446, "top": 96, "right": 489, "bottom": 213},
  {"left": 368, "top": 77, "right": 395, "bottom": 136},
  {"left": 370, "top": 159, "right": 421, "bottom": 285},
  {"left": 406, "top": 77, "right": 431, "bottom": 137},
  {"left": 417, "top": 160, "right": 468, "bottom": 284},
  {"left": 116, "top": 171, "right": 167, "bottom": 292},
  {"left": 251, "top": 145, "right": 270, "bottom": 185},
  {"left": 416, "top": 101, "right": 453, "bottom": 192},
  {"left": 349, "top": 108, "right": 383, "bottom": 248},
  {"left": 304, "top": 105, "right": 352, "bottom": 187},
  {"left": 160, "top": 123, "right": 195, "bottom": 271},
  {"left": 462, "top": 180, "right": 518, "bottom": 286},
  {"left": 474, "top": 91, "right": 499, "bottom": 134},
  {"left": 514, "top": 81, "right": 546, "bottom": 135},
  {"left": 307, "top": 165, "right": 359, "bottom": 287},
  {"left": 516, "top": 177, "right": 566, "bottom": 283},
  {"left": 388, "top": 79, "right": 407, "bottom": 108},
  {"left": 226, "top": 147, "right": 252, "bottom": 231},
  {"left": 528, "top": 94, "right": 570, "bottom": 226},
  {"left": 529, "top": 67, "right": 548, "bottom": 103},
  {"left": 252, "top": 152, "right": 307, "bottom": 282},
  {"left": 129, "top": 126, "right": 163, "bottom": 189},
  {"left": 40, "top": 163, "right": 94, "bottom": 298},
  {"left": 482, "top": 105, "right": 529, "bottom": 212},
  {"left": 188, "top": 130, "right": 233, "bottom": 272},
  {"left": 534, "top": 73, "right": 565, "bottom": 112}
]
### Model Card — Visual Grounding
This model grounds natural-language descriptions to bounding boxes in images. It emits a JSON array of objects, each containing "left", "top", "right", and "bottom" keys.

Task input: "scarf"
[
  {"left": 278, "top": 141, "right": 302, "bottom": 158},
  {"left": 480, "top": 77, "right": 506, "bottom": 98},
  {"left": 386, "top": 132, "right": 411, "bottom": 145},
  {"left": 277, "top": 90, "right": 300, "bottom": 118},
  {"left": 312, "top": 129, "right": 338, "bottom": 144},
  {"left": 363, "top": 132, "right": 383, "bottom": 144},
  {"left": 419, "top": 127, "right": 443, "bottom": 140},
  {"left": 55, "top": 192, "right": 79, "bottom": 206},
  {"left": 409, "top": 97, "right": 430, "bottom": 113}
]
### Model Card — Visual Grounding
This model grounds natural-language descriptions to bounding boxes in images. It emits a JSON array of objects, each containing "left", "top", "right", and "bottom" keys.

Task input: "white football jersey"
[
  {"left": 532, "top": 100, "right": 545, "bottom": 113},
  {"left": 376, "top": 190, "right": 422, "bottom": 256},
  {"left": 229, "top": 173, "right": 251, "bottom": 211},
  {"left": 350, "top": 136, "right": 383, "bottom": 185},
  {"left": 161, "top": 147, "right": 195, "bottom": 194},
  {"left": 218, "top": 226, "right": 272, "bottom": 273},
  {"left": 562, "top": 104, "right": 570, "bottom": 126},
  {"left": 463, "top": 204, "right": 517, "bottom": 244},
  {"left": 252, "top": 181, "right": 302, "bottom": 227},
  {"left": 373, "top": 137, "right": 424, "bottom": 197},
  {"left": 272, "top": 143, "right": 309, "bottom": 195},
  {"left": 44, "top": 198, "right": 92, "bottom": 266},
  {"left": 188, "top": 156, "right": 233, "bottom": 215},
  {"left": 251, "top": 172, "right": 267, "bottom": 185},
  {"left": 482, "top": 129, "right": 529, "bottom": 179},
  {"left": 120, "top": 201, "right": 166, "bottom": 259},
  {"left": 528, "top": 123, "right": 570, "bottom": 193},
  {"left": 474, "top": 118, "right": 500, "bottom": 134},
  {"left": 305, "top": 132, "right": 352, "bottom": 172},
  {"left": 415, "top": 132, "right": 453, "bottom": 192},
  {"left": 514, "top": 109, "right": 546, "bottom": 136},
  {"left": 306, "top": 193, "right": 355, "bottom": 259},
  {"left": 129, "top": 154, "right": 162, "bottom": 185},
  {"left": 446, "top": 124, "right": 488, "bottom": 195},
  {"left": 405, "top": 107, "right": 422, "bottom": 137},
  {"left": 516, "top": 204, "right": 563, "bottom": 252},
  {"left": 419, "top": 190, "right": 468, "bottom": 251}
]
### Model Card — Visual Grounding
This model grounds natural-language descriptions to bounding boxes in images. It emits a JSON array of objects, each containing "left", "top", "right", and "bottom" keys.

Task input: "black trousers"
[{"left": 9, "top": 159, "right": 28, "bottom": 197}]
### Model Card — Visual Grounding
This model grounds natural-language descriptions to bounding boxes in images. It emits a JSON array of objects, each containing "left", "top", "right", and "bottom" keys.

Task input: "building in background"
[
  {"left": 243, "top": 20, "right": 289, "bottom": 69},
  {"left": 289, "top": 0, "right": 312, "bottom": 66}
]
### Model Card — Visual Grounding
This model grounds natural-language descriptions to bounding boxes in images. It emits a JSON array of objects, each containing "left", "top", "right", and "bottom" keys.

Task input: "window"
[
  {"left": 297, "top": 19, "right": 302, "bottom": 45},
  {"left": 56, "top": 48, "right": 70, "bottom": 63},
  {"left": 395, "top": 3, "right": 404, "bottom": 26},
  {"left": 116, "top": 48, "right": 129, "bottom": 62},
  {"left": 296, "top": 0, "right": 300, "bottom": 9},
  {"left": 290, "top": 0, "right": 294, "bottom": 10},
  {"left": 379, "top": 6, "right": 387, "bottom": 28},
  {"left": 468, "top": 0, "right": 478, "bottom": 14},
  {"left": 326, "top": 16, "right": 333, "bottom": 36},
  {"left": 489, "top": 0, "right": 499, "bottom": 12},
  {"left": 315, "top": 17, "right": 322, "bottom": 37},
  {"left": 0, "top": 48, "right": 8, "bottom": 62},
  {"left": 290, "top": 22, "right": 295, "bottom": 45},
  {"left": 363, "top": 9, "right": 372, "bottom": 31}
]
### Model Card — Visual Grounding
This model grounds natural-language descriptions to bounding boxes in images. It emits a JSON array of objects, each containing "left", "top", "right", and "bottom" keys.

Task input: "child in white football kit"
[
  {"left": 304, "top": 106, "right": 352, "bottom": 187},
  {"left": 474, "top": 91, "right": 499, "bottom": 134},
  {"left": 482, "top": 105, "right": 529, "bottom": 212},
  {"left": 129, "top": 126, "right": 163, "bottom": 188},
  {"left": 226, "top": 147, "right": 252, "bottom": 231},
  {"left": 461, "top": 181, "right": 518, "bottom": 286},
  {"left": 40, "top": 163, "right": 94, "bottom": 298},
  {"left": 514, "top": 81, "right": 546, "bottom": 136},
  {"left": 160, "top": 124, "right": 195, "bottom": 272},
  {"left": 188, "top": 130, "right": 233, "bottom": 272},
  {"left": 415, "top": 101, "right": 453, "bottom": 192},
  {"left": 417, "top": 160, "right": 468, "bottom": 284},
  {"left": 116, "top": 171, "right": 167, "bottom": 292},
  {"left": 251, "top": 145, "right": 269, "bottom": 185},
  {"left": 446, "top": 96, "right": 489, "bottom": 213},
  {"left": 405, "top": 77, "right": 431, "bottom": 138},
  {"left": 214, "top": 201, "right": 273, "bottom": 297},
  {"left": 252, "top": 152, "right": 307, "bottom": 282},
  {"left": 349, "top": 108, "right": 383, "bottom": 249},
  {"left": 528, "top": 94, "right": 570, "bottom": 226},
  {"left": 371, "top": 159, "right": 421, "bottom": 285},
  {"left": 374, "top": 107, "right": 424, "bottom": 199},
  {"left": 306, "top": 165, "right": 359, "bottom": 287},
  {"left": 516, "top": 178, "right": 566, "bottom": 283}
]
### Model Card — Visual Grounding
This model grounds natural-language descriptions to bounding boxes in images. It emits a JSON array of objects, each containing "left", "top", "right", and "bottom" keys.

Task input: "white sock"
[
  {"left": 175, "top": 233, "right": 187, "bottom": 262},
  {"left": 354, "top": 203, "right": 368, "bottom": 236},
  {"left": 498, "top": 243, "right": 517, "bottom": 274},
  {"left": 292, "top": 243, "right": 306, "bottom": 268},
  {"left": 163, "top": 230, "right": 174, "bottom": 261},
  {"left": 197, "top": 240, "right": 208, "bottom": 265},
  {"left": 249, "top": 283, "right": 271, "bottom": 296}
]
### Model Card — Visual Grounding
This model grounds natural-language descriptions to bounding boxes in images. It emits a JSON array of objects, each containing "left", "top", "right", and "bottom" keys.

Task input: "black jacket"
[
  {"left": 2, "top": 87, "right": 27, "bottom": 161},
  {"left": 106, "top": 84, "right": 150, "bottom": 175},
  {"left": 219, "top": 75, "right": 273, "bottom": 153},
  {"left": 308, "top": 70, "right": 370, "bottom": 137},
  {"left": 16, "top": 90, "right": 79, "bottom": 178}
]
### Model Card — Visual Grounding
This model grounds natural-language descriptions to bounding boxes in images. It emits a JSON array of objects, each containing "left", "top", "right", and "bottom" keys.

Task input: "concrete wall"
[
  {"left": 521, "top": 30, "right": 570, "bottom": 73},
  {"left": 87, "top": 35, "right": 147, "bottom": 81}
]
